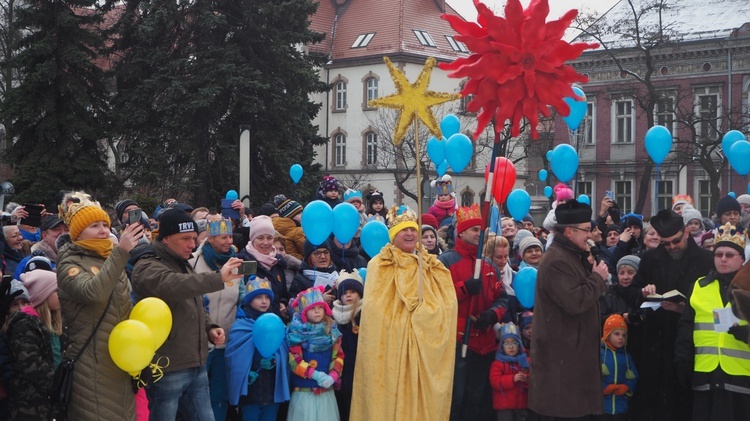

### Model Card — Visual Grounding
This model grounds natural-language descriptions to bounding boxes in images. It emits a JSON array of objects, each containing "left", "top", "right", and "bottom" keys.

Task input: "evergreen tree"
[{"left": 0, "top": 0, "right": 118, "bottom": 204}]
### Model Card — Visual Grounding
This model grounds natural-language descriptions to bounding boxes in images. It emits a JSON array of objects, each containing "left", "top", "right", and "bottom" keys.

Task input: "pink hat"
[
  {"left": 249, "top": 215, "right": 275, "bottom": 242},
  {"left": 554, "top": 183, "right": 574, "bottom": 201},
  {"left": 291, "top": 287, "right": 332, "bottom": 323},
  {"left": 21, "top": 270, "right": 57, "bottom": 307}
]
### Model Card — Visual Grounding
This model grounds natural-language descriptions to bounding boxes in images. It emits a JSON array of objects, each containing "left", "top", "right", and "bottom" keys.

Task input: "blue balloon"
[
  {"left": 577, "top": 194, "right": 591, "bottom": 205},
  {"left": 506, "top": 189, "right": 531, "bottom": 220},
  {"left": 489, "top": 205, "right": 501, "bottom": 234},
  {"left": 722, "top": 130, "right": 747, "bottom": 160},
  {"left": 289, "top": 164, "right": 303, "bottom": 184},
  {"left": 225, "top": 190, "right": 238, "bottom": 200},
  {"left": 549, "top": 144, "right": 579, "bottom": 183},
  {"left": 644, "top": 125, "right": 672, "bottom": 165},
  {"left": 545, "top": 150, "right": 553, "bottom": 161},
  {"left": 444, "top": 133, "right": 473, "bottom": 173},
  {"left": 360, "top": 220, "right": 390, "bottom": 258},
  {"left": 514, "top": 267, "right": 537, "bottom": 308},
  {"left": 562, "top": 87, "right": 587, "bottom": 131},
  {"left": 253, "top": 313, "right": 285, "bottom": 358},
  {"left": 729, "top": 192, "right": 736, "bottom": 199},
  {"left": 427, "top": 136, "right": 446, "bottom": 164},
  {"left": 301, "top": 200, "right": 333, "bottom": 245},
  {"left": 538, "top": 169, "right": 548, "bottom": 181},
  {"left": 358, "top": 268, "right": 367, "bottom": 284},
  {"left": 440, "top": 114, "right": 461, "bottom": 138},
  {"left": 437, "top": 160, "right": 449, "bottom": 176},
  {"left": 729, "top": 141, "right": 750, "bottom": 175},
  {"left": 543, "top": 186, "right": 553, "bottom": 198},
  {"left": 332, "top": 203, "right": 360, "bottom": 244},
  {"left": 747, "top": 182, "right": 750, "bottom": 195}
]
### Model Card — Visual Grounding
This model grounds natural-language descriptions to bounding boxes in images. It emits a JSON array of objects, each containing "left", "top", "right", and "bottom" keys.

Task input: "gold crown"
[
  {"left": 714, "top": 223, "right": 746, "bottom": 249},
  {"left": 58, "top": 191, "right": 102, "bottom": 227},
  {"left": 672, "top": 194, "right": 693, "bottom": 206},
  {"left": 386, "top": 205, "right": 417, "bottom": 229},
  {"left": 456, "top": 203, "right": 481, "bottom": 225}
]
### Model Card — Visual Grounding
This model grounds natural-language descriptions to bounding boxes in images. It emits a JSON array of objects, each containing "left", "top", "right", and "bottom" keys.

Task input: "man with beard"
[{"left": 631, "top": 209, "right": 713, "bottom": 421}]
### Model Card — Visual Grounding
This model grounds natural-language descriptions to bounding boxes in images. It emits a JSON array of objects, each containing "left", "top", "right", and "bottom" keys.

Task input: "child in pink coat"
[{"left": 427, "top": 175, "right": 456, "bottom": 224}]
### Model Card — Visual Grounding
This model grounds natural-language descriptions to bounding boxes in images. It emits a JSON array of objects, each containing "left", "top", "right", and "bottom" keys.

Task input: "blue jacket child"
[{"left": 600, "top": 314, "right": 638, "bottom": 416}]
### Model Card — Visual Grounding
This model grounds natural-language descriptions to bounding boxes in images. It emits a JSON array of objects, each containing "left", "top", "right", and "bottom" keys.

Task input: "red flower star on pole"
[{"left": 439, "top": 0, "right": 598, "bottom": 140}]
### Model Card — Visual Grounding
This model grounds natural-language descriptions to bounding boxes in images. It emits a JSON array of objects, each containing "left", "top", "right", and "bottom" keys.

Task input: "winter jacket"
[
  {"left": 189, "top": 246, "right": 241, "bottom": 350},
  {"left": 528, "top": 235, "right": 607, "bottom": 418},
  {"left": 329, "top": 238, "right": 367, "bottom": 272},
  {"left": 7, "top": 307, "right": 55, "bottom": 420},
  {"left": 131, "top": 240, "right": 224, "bottom": 373},
  {"left": 600, "top": 343, "right": 638, "bottom": 415},
  {"left": 289, "top": 261, "right": 337, "bottom": 300},
  {"left": 489, "top": 360, "right": 529, "bottom": 410},
  {"left": 439, "top": 238, "right": 508, "bottom": 355},
  {"left": 236, "top": 249, "right": 288, "bottom": 308},
  {"left": 57, "top": 243, "right": 135, "bottom": 420},
  {"left": 272, "top": 217, "right": 306, "bottom": 260},
  {"left": 599, "top": 284, "right": 642, "bottom": 325}
]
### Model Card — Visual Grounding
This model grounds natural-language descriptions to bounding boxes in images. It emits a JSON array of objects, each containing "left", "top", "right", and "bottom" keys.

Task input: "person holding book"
[
  {"left": 674, "top": 223, "right": 750, "bottom": 420},
  {"left": 631, "top": 209, "right": 713, "bottom": 421}
]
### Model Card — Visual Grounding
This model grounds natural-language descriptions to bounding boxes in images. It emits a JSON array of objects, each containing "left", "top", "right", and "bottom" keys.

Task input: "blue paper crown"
[
  {"left": 207, "top": 218, "right": 232, "bottom": 236},
  {"left": 245, "top": 278, "right": 274, "bottom": 302},
  {"left": 292, "top": 287, "right": 325, "bottom": 313},
  {"left": 344, "top": 189, "right": 363, "bottom": 202}
]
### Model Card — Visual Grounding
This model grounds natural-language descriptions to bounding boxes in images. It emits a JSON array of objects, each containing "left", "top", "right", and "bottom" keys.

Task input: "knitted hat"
[
  {"left": 554, "top": 199, "right": 591, "bottom": 225},
  {"left": 616, "top": 255, "right": 641, "bottom": 272},
  {"left": 514, "top": 229, "right": 533, "bottom": 245},
  {"left": 195, "top": 219, "right": 207, "bottom": 234},
  {"left": 321, "top": 175, "right": 339, "bottom": 192},
  {"left": 336, "top": 269, "right": 364, "bottom": 299},
  {"left": 717, "top": 195, "right": 741, "bottom": 217},
  {"left": 303, "top": 239, "right": 332, "bottom": 263},
  {"left": 604, "top": 224, "right": 622, "bottom": 240},
  {"left": 156, "top": 209, "right": 196, "bottom": 240},
  {"left": 522, "top": 214, "right": 534, "bottom": 224},
  {"left": 455, "top": 204, "right": 483, "bottom": 234},
  {"left": 499, "top": 323, "right": 523, "bottom": 348},
  {"left": 386, "top": 205, "right": 419, "bottom": 242},
  {"left": 681, "top": 206, "right": 703, "bottom": 225},
  {"left": 518, "top": 236, "right": 543, "bottom": 256},
  {"left": 249, "top": 215, "right": 275, "bottom": 243},
  {"left": 672, "top": 194, "right": 694, "bottom": 210},
  {"left": 431, "top": 175, "right": 453, "bottom": 195},
  {"left": 421, "top": 224, "right": 438, "bottom": 239},
  {"left": 650, "top": 209, "right": 684, "bottom": 238},
  {"left": 21, "top": 270, "right": 57, "bottom": 307},
  {"left": 620, "top": 212, "right": 644, "bottom": 229},
  {"left": 291, "top": 287, "right": 332, "bottom": 323},
  {"left": 367, "top": 190, "right": 384, "bottom": 205},
  {"left": 737, "top": 194, "right": 750, "bottom": 207},
  {"left": 115, "top": 199, "right": 139, "bottom": 223},
  {"left": 10, "top": 279, "right": 30, "bottom": 302},
  {"left": 421, "top": 213, "right": 439, "bottom": 229},
  {"left": 258, "top": 203, "right": 278, "bottom": 217},
  {"left": 344, "top": 189, "right": 363, "bottom": 204},
  {"left": 274, "top": 195, "right": 303, "bottom": 219},
  {"left": 713, "top": 223, "right": 746, "bottom": 257},
  {"left": 553, "top": 183, "right": 574, "bottom": 202},
  {"left": 23, "top": 255, "right": 54, "bottom": 273},
  {"left": 519, "top": 311, "right": 533, "bottom": 331},
  {"left": 602, "top": 314, "right": 627, "bottom": 343},
  {"left": 242, "top": 277, "right": 274, "bottom": 305}
]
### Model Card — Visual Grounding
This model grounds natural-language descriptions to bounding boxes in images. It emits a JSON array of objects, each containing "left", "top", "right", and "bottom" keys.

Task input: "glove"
[
  {"left": 464, "top": 278, "right": 482, "bottom": 295},
  {"left": 612, "top": 384, "right": 629, "bottom": 396},
  {"left": 602, "top": 384, "right": 618, "bottom": 395},
  {"left": 311, "top": 371, "right": 334, "bottom": 388},
  {"left": 474, "top": 310, "right": 498, "bottom": 330},
  {"left": 728, "top": 324, "right": 750, "bottom": 343}
]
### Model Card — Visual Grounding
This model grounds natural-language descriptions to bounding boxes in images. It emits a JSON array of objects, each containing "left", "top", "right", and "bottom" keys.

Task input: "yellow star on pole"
[{"left": 369, "top": 56, "right": 461, "bottom": 145}]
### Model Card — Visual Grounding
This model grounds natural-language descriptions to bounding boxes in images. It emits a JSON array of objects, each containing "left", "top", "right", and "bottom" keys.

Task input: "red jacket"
[
  {"left": 489, "top": 360, "right": 530, "bottom": 410},
  {"left": 439, "top": 238, "right": 507, "bottom": 355}
]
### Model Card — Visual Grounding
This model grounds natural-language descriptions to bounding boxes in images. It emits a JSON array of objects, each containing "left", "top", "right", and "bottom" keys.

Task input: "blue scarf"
[
  {"left": 201, "top": 242, "right": 236, "bottom": 271},
  {"left": 495, "top": 338, "right": 530, "bottom": 369},
  {"left": 286, "top": 313, "right": 341, "bottom": 353}
]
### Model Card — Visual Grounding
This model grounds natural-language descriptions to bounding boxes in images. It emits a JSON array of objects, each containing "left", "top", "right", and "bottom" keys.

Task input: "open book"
[{"left": 646, "top": 289, "right": 686, "bottom": 303}]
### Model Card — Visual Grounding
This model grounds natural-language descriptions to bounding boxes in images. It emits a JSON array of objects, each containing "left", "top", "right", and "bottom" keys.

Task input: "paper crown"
[
  {"left": 672, "top": 194, "right": 694, "bottom": 208},
  {"left": 386, "top": 205, "right": 418, "bottom": 229},
  {"left": 714, "top": 223, "right": 746, "bottom": 252},
  {"left": 290, "top": 286, "right": 332, "bottom": 323},
  {"left": 430, "top": 175, "right": 453, "bottom": 195},
  {"left": 244, "top": 277, "right": 274, "bottom": 302},
  {"left": 207, "top": 218, "right": 232, "bottom": 236},
  {"left": 58, "top": 191, "right": 102, "bottom": 227},
  {"left": 456, "top": 203, "right": 481, "bottom": 225},
  {"left": 344, "top": 189, "right": 363, "bottom": 202}
]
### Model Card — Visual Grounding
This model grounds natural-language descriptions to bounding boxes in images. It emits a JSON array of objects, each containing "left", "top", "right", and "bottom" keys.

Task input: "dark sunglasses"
[
  {"left": 660, "top": 236, "right": 683, "bottom": 247},
  {"left": 715, "top": 252, "right": 740, "bottom": 259}
]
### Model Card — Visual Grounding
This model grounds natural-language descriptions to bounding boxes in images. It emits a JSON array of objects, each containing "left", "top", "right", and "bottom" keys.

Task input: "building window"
[
  {"left": 413, "top": 30, "right": 437, "bottom": 47},
  {"left": 366, "top": 78, "right": 378, "bottom": 103},
  {"left": 698, "top": 179, "right": 713, "bottom": 216},
  {"left": 460, "top": 94, "right": 475, "bottom": 115},
  {"left": 612, "top": 99, "right": 634, "bottom": 143},
  {"left": 461, "top": 191, "right": 474, "bottom": 207},
  {"left": 656, "top": 96, "right": 676, "bottom": 135},
  {"left": 656, "top": 180, "right": 674, "bottom": 212},
  {"left": 576, "top": 102, "right": 596, "bottom": 144},
  {"left": 445, "top": 35, "right": 468, "bottom": 53},
  {"left": 365, "top": 132, "right": 377, "bottom": 165},
  {"left": 351, "top": 33, "right": 375, "bottom": 48},
  {"left": 695, "top": 87, "right": 720, "bottom": 141},
  {"left": 335, "top": 134, "right": 346, "bottom": 167},
  {"left": 614, "top": 180, "right": 632, "bottom": 214},
  {"left": 335, "top": 81, "right": 347, "bottom": 111},
  {"left": 576, "top": 181, "right": 592, "bottom": 197}
]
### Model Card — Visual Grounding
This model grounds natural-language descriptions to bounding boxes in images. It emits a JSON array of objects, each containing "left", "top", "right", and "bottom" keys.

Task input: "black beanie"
[
  {"left": 716, "top": 195, "right": 741, "bottom": 217},
  {"left": 157, "top": 209, "right": 197, "bottom": 240},
  {"left": 304, "top": 239, "right": 332, "bottom": 263},
  {"left": 258, "top": 202, "right": 278, "bottom": 217},
  {"left": 115, "top": 199, "right": 138, "bottom": 223}
]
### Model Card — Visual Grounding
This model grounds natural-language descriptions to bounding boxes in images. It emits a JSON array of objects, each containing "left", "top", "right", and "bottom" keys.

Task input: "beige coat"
[{"left": 57, "top": 243, "right": 135, "bottom": 421}]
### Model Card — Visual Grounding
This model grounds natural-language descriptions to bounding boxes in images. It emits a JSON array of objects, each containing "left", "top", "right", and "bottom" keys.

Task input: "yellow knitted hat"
[{"left": 68, "top": 205, "right": 111, "bottom": 240}]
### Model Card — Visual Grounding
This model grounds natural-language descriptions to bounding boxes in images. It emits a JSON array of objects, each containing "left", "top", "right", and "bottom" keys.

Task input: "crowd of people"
[{"left": 1, "top": 174, "right": 750, "bottom": 421}]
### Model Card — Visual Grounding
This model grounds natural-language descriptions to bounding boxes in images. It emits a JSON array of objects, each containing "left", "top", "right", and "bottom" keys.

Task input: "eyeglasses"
[
  {"left": 312, "top": 250, "right": 330, "bottom": 257},
  {"left": 569, "top": 226, "right": 593, "bottom": 233},
  {"left": 502, "top": 342, "right": 519, "bottom": 348},
  {"left": 715, "top": 252, "right": 740, "bottom": 259}
]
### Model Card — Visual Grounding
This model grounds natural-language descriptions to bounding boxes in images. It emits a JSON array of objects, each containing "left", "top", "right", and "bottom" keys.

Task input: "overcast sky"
[{"left": 447, "top": 0, "right": 621, "bottom": 23}]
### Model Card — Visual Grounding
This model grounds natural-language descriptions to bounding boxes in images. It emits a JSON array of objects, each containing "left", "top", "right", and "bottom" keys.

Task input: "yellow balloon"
[
  {"left": 108, "top": 320, "right": 155, "bottom": 376},
  {"left": 130, "top": 297, "right": 173, "bottom": 349}
]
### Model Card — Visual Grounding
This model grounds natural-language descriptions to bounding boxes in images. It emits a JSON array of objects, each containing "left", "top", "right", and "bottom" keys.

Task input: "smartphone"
[
  {"left": 128, "top": 209, "right": 143, "bottom": 225},
  {"left": 238, "top": 261, "right": 257, "bottom": 276},
  {"left": 605, "top": 190, "right": 615, "bottom": 201},
  {"left": 21, "top": 203, "right": 44, "bottom": 227}
]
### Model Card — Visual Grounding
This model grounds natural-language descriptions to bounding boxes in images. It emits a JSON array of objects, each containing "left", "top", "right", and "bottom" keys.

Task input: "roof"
[
  {"left": 577, "top": 0, "right": 750, "bottom": 49},
  {"left": 309, "top": 0, "right": 468, "bottom": 64}
]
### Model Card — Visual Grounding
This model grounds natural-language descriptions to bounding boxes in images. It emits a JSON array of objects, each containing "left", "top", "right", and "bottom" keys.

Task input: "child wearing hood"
[
  {"left": 427, "top": 175, "right": 456, "bottom": 225},
  {"left": 682, "top": 205, "right": 705, "bottom": 247},
  {"left": 489, "top": 323, "right": 530, "bottom": 421},
  {"left": 332, "top": 270, "right": 364, "bottom": 421},
  {"left": 600, "top": 314, "right": 638, "bottom": 420}
]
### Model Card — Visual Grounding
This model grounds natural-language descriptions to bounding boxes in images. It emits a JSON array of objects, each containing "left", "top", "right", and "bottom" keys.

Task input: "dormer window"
[
  {"left": 445, "top": 35, "right": 469, "bottom": 53},
  {"left": 351, "top": 33, "right": 375, "bottom": 48},
  {"left": 413, "top": 30, "right": 436, "bottom": 47}
]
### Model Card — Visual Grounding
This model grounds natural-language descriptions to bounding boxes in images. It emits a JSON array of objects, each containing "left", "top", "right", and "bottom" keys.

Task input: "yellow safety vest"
[{"left": 691, "top": 276, "right": 750, "bottom": 376}]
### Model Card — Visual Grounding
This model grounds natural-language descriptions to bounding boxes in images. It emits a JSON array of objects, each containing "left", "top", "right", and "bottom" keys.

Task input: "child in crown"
[{"left": 428, "top": 175, "right": 456, "bottom": 225}]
